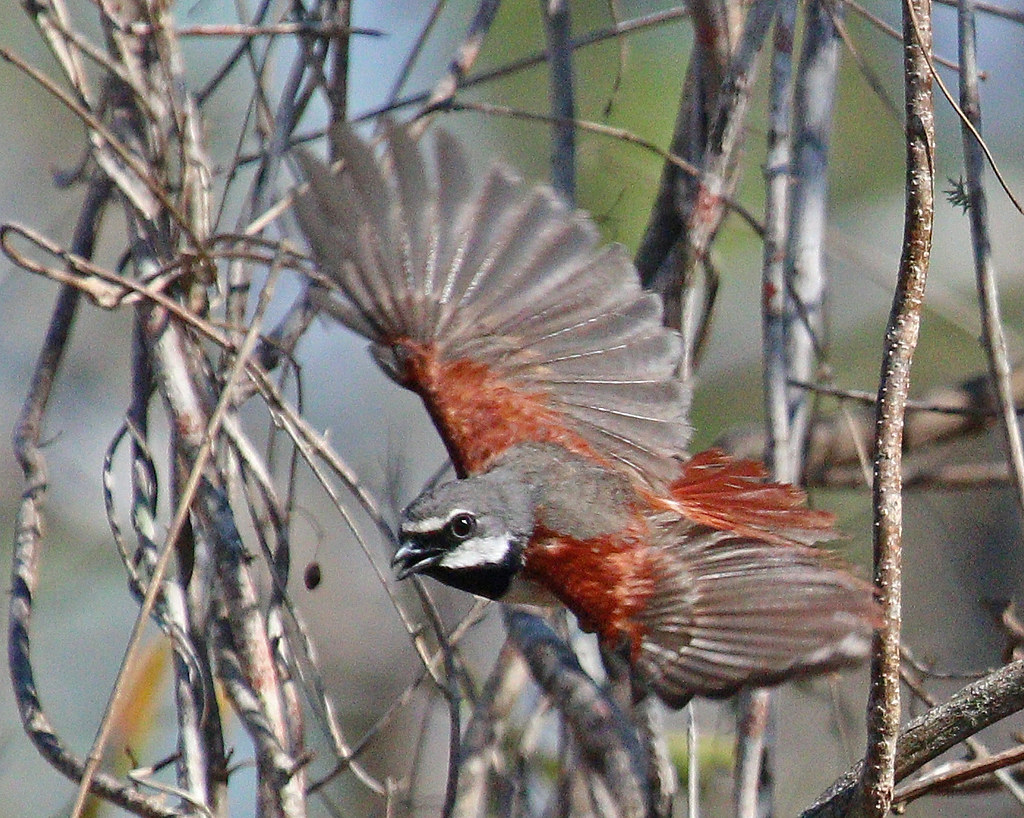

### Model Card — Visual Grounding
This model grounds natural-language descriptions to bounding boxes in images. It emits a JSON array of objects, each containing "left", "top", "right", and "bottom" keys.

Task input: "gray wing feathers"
[
  {"left": 637, "top": 525, "right": 877, "bottom": 705},
  {"left": 295, "top": 120, "right": 692, "bottom": 480}
]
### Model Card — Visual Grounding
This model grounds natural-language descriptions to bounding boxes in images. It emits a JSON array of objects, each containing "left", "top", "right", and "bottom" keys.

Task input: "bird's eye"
[{"left": 446, "top": 513, "right": 477, "bottom": 541}]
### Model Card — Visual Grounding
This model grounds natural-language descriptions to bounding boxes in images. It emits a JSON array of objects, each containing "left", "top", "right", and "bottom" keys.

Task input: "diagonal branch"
[
  {"left": 803, "top": 659, "right": 1024, "bottom": 817},
  {"left": 503, "top": 608, "right": 650, "bottom": 818}
]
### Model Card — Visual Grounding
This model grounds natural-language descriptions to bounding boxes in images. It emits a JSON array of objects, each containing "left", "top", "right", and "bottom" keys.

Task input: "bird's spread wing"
[
  {"left": 294, "top": 121, "right": 691, "bottom": 482},
  {"left": 636, "top": 522, "right": 879, "bottom": 705}
]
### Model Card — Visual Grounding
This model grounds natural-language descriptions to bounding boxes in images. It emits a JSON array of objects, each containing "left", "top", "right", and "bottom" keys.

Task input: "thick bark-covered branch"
[
  {"left": 504, "top": 608, "right": 650, "bottom": 818},
  {"left": 859, "top": 0, "right": 934, "bottom": 810}
]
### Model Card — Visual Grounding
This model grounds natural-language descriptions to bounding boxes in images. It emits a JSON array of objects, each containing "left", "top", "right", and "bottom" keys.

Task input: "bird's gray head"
[{"left": 393, "top": 468, "right": 536, "bottom": 600}]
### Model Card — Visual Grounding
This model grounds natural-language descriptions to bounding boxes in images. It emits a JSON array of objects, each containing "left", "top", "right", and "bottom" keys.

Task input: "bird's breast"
[{"left": 521, "top": 521, "right": 657, "bottom": 657}]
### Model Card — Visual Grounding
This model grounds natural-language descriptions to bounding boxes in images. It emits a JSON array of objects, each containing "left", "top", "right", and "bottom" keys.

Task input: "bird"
[{"left": 293, "top": 120, "right": 879, "bottom": 707}]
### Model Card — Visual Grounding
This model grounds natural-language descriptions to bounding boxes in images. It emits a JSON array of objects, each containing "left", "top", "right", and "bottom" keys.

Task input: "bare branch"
[
  {"left": 503, "top": 608, "right": 649, "bottom": 818},
  {"left": 893, "top": 742, "right": 1024, "bottom": 805},
  {"left": 435, "top": 100, "right": 763, "bottom": 235},
  {"left": 718, "top": 367, "right": 1024, "bottom": 488},
  {"left": 411, "top": 0, "right": 503, "bottom": 135},
  {"left": 803, "top": 659, "right": 1024, "bottom": 817},
  {"left": 860, "top": 0, "right": 935, "bottom": 811},
  {"left": 540, "top": 0, "right": 577, "bottom": 204},
  {"left": 10, "top": 175, "right": 180, "bottom": 818},
  {"left": 958, "top": 0, "right": 1024, "bottom": 519}
]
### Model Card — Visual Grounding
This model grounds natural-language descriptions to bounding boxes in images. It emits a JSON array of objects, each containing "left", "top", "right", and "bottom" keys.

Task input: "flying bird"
[{"left": 293, "top": 121, "right": 878, "bottom": 706}]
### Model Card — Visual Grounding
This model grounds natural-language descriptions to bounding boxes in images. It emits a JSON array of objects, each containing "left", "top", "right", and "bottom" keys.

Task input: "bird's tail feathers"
[{"left": 662, "top": 449, "right": 835, "bottom": 546}]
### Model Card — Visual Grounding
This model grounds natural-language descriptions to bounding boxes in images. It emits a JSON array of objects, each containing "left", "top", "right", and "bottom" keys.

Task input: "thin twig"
[
  {"left": 357, "top": 7, "right": 692, "bottom": 126},
  {"left": 846, "top": 0, "right": 974, "bottom": 75},
  {"left": 135, "top": 21, "right": 380, "bottom": 37},
  {"left": 385, "top": 1, "right": 445, "bottom": 105},
  {"left": 893, "top": 743, "right": 1024, "bottom": 804},
  {"left": 907, "top": 0, "right": 1024, "bottom": 214},
  {"left": 70, "top": 306, "right": 270, "bottom": 815},
  {"left": 937, "top": 0, "right": 1024, "bottom": 21},
  {"left": 828, "top": 4, "right": 902, "bottom": 123},
  {"left": 435, "top": 100, "right": 764, "bottom": 235},
  {"left": 0, "top": 47, "right": 205, "bottom": 247},
  {"left": 958, "top": 0, "right": 1024, "bottom": 526},
  {"left": 410, "top": 0, "right": 503, "bottom": 137},
  {"left": 716, "top": 366, "right": 1024, "bottom": 487},
  {"left": 791, "top": 378, "right": 1024, "bottom": 417}
]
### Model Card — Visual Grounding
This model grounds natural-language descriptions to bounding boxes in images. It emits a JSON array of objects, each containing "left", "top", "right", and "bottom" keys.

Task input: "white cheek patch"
[{"left": 437, "top": 535, "right": 511, "bottom": 569}]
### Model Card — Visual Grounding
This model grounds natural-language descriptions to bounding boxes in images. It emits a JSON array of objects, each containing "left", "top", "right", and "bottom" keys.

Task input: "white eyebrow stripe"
[
  {"left": 437, "top": 535, "right": 510, "bottom": 569},
  {"left": 401, "top": 509, "right": 474, "bottom": 534}
]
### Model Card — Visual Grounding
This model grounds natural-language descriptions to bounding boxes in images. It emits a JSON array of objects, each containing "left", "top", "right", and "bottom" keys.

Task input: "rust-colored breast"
[
  {"left": 521, "top": 519, "right": 656, "bottom": 658},
  {"left": 393, "top": 339, "right": 602, "bottom": 476}
]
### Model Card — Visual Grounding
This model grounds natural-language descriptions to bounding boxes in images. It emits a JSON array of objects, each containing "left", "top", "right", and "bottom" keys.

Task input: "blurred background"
[{"left": 0, "top": 0, "right": 1023, "bottom": 815}]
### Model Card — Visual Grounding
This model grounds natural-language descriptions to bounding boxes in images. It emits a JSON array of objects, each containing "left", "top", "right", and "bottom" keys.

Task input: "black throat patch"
[{"left": 423, "top": 562, "right": 514, "bottom": 601}]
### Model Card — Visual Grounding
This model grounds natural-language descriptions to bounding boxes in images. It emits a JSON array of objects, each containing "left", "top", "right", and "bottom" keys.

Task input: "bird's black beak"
[{"left": 392, "top": 539, "right": 443, "bottom": 580}]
